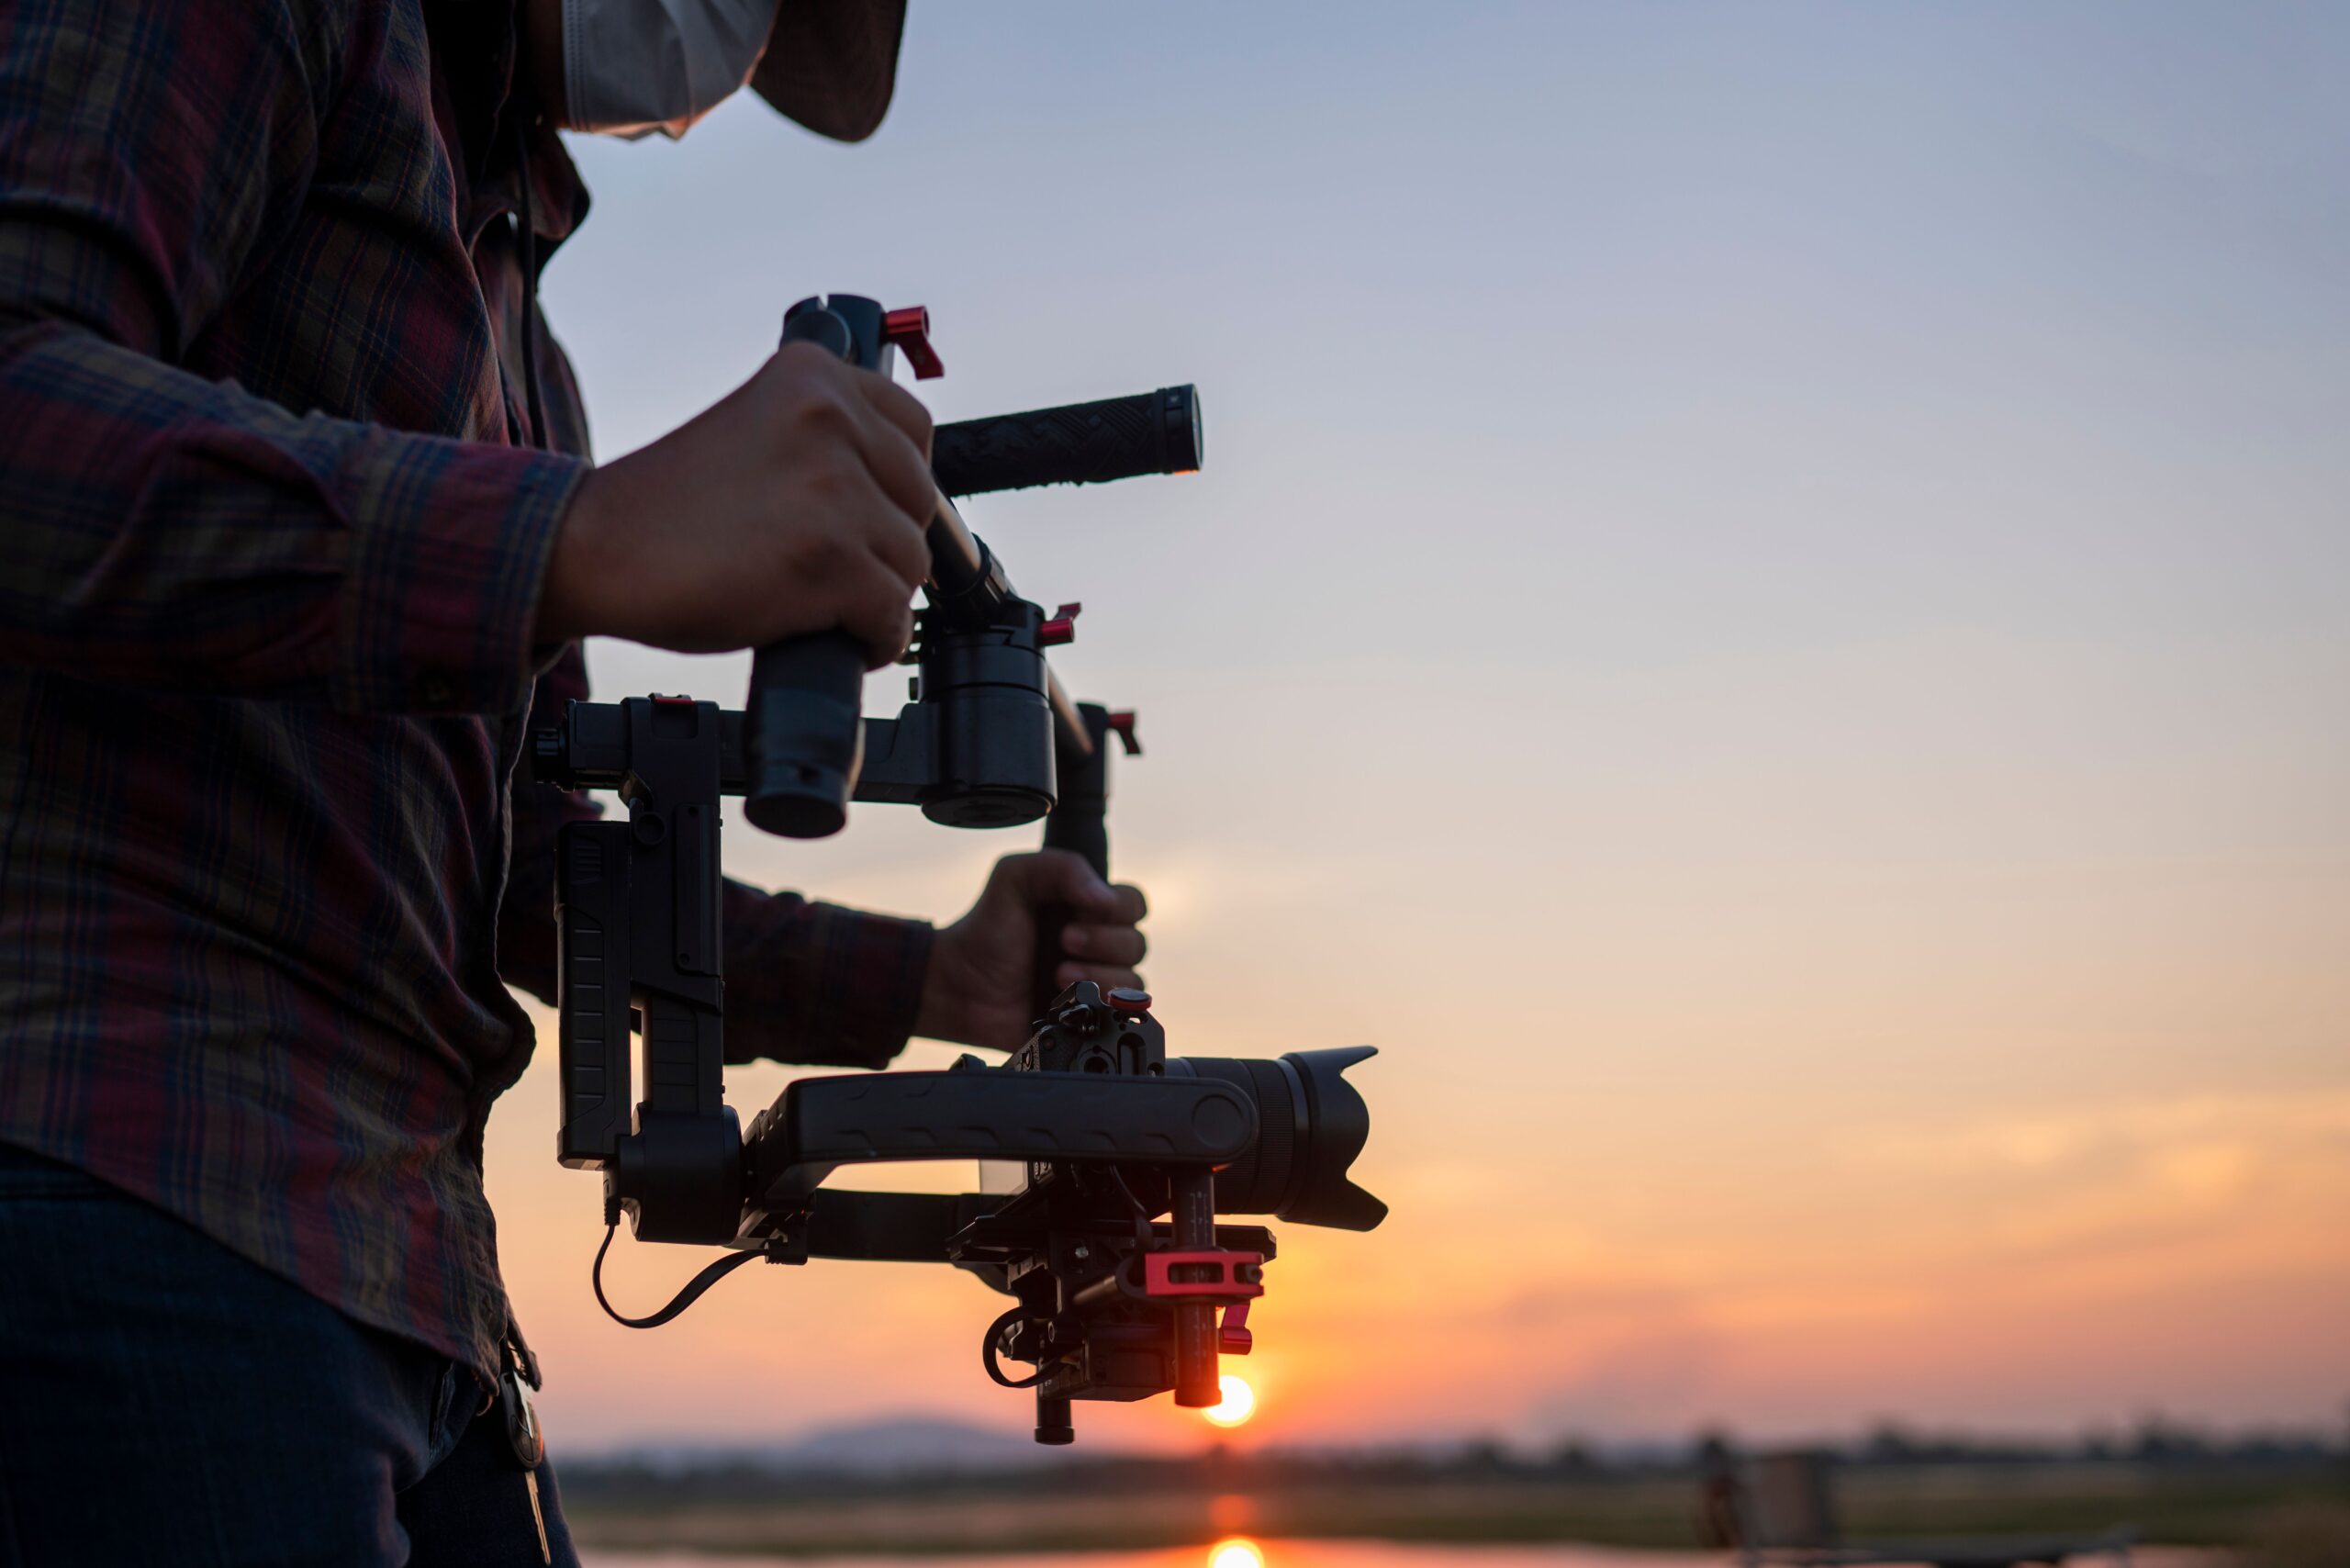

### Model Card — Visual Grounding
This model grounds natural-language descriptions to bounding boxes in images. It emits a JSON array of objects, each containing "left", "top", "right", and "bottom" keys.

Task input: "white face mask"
[{"left": 563, "top": 0, "right": 778, "bottom": 139}]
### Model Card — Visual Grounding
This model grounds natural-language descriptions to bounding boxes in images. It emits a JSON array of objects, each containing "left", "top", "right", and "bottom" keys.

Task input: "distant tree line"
[{"left": 558, "top": 1410, "right": 2350, "bottom": 1508}]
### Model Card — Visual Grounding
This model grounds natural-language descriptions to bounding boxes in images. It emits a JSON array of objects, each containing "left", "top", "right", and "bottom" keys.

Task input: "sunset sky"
[{"left": 490, "top": 3, "right": 2350, "bottom": 1453}]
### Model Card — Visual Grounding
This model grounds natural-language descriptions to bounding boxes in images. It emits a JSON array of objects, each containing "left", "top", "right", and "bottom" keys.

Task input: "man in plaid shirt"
[{"left": 0, "top": 0, "right": 1148, "bottom": 1560}]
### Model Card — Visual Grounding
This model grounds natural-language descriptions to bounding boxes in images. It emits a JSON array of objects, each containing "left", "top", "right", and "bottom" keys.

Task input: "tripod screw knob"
[{"left": 1106, "top": 987, "right": 1152, "bottom": 1014}]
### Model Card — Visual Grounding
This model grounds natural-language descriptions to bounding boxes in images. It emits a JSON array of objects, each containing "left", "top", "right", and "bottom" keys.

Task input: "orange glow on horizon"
[{"left": 1203, "top": 1373, "right": 1257, "bottom": 1428}]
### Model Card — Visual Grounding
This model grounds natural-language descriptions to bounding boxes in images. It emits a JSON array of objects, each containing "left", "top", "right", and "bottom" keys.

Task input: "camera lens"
[{"left": 1166, "top": 1047, "right": 1386, "bottom": 1232}]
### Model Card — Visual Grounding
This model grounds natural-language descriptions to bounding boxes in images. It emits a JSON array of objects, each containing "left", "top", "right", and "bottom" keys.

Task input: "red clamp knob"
[
  {"left": 1106, "top": 986, "right": 1152, "bottom": 1014},
  {"left": 1039, "top": 602, "right": 1081, "bottom": 648},
  {"left": 1105, "top": 711, "right": 1141, "bottom": 756},
  {"left": 881, "top": 305, "right": 944, "bottom": 380}
]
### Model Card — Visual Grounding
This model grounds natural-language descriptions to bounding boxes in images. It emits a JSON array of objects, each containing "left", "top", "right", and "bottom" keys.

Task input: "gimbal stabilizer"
[{"left": 534, "top": 296, "right": 1385, "bottom": 1443}]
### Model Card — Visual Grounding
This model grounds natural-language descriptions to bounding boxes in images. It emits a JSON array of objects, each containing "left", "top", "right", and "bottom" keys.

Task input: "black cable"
[
  {"left": 591, "top": 1223, "right": 765, "bottom": 1330},
  {"left": 981, "top": 1305, "right": 1046, "bottom": 1390},
  {"left": 1102, "top": 1165, "right": 1156, "bottom": 1253}
]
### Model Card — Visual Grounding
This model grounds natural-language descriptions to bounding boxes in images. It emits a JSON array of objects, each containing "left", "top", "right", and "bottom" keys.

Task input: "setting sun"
[
  {"left": 1203, "top": 1373, "right": 1257, "bottom": 1428},
  {"left": 1207, "top": 1540, "right": 1265, "bottom": 1568}
]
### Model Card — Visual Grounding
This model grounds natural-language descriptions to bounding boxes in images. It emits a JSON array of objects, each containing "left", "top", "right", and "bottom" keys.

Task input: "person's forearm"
[
  {"left": 0, "top": 303, "right": 587, "bottom": 714},
  {"left": 0, "top": 0, "right": 591, "bottom": 713},
  {"left": 720, "top": 880, "right": 934, "bottom": 1069}
]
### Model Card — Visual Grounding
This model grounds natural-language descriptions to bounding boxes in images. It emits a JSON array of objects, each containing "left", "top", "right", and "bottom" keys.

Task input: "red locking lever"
[
  {"left": 1220, "top": 1300, "right": 1254, "bottom": 1356},
  {"left": 881, "top": 306, "right": 944, "bottom": 380}
]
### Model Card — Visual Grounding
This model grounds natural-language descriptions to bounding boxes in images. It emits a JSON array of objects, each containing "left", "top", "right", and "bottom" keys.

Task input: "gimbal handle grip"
[
  {"left": 742, "top": 297, "right": 891, "bottom": 838},
  {"left": 934, "top": 386, "right": 1202, "bottom": 498},
  {"left": 1032, "top": 702, "right": 1114, "bottom": 1014}
]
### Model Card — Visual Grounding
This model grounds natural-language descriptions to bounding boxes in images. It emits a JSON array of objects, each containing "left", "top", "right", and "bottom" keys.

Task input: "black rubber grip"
[
  {"left": 933, "top": 386, "right": 1202, "bottom": 497},
  {"left": 1041, "top": 813, "right": 1109, "bottom": 880},
  {"left": 1032, "top": 705, "right": 1113, "bottom": 1015},
  {"left": 1030, "top": 815, "right": 1110, "bottom": 1017}
]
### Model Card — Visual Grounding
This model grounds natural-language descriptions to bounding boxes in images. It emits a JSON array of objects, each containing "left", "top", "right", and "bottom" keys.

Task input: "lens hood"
[{"left": 1169, "top": 1046, "right": 1387, "bottom": 1232}]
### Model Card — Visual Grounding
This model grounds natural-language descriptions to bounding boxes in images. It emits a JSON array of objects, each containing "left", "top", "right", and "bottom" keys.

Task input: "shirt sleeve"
[
  {"left": 0, "top": 0, "right": 586, "bottom": 715},
  {"left": 720, "top": 883, "right": 933, "bottom": 1071},
  {"left": 499, "top": 646, "right": 934, "bottom": 1068}
]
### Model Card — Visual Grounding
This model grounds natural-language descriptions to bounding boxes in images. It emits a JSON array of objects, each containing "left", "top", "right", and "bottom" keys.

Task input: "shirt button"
[{"left": 419, "top": 675, "right": 457, "bottom": 707}]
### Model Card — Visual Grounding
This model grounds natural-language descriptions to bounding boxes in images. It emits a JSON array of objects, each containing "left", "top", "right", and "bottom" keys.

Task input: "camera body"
[
  {"left": 949, "top": 983, "right": 1382, "bottom": 1434},
  {"left": 968, "top": 986, "right": 1270, "bottom": 1427}
]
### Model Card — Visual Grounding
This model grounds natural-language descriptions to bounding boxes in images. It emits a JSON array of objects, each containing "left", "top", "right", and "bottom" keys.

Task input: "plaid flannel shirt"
[{"left": 0, "top": 0, "right": 932, "bottom": 1383}]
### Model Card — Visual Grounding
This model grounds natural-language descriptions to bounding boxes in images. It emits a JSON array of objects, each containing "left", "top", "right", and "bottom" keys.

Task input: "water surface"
[
  {"left": 588, "top": 1546, "right": 2211, "bottom": 1568},
  {"left": 589, "top": 1550, "right": 1723, "bottom": 1568}
]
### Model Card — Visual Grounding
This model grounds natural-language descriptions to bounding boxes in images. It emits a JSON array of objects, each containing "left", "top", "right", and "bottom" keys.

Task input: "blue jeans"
[{"left": 0, "top": 1144, "right": 581, "bottom": 1567}]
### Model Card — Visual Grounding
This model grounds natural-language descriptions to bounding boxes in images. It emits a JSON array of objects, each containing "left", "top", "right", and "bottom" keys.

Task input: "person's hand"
[
  {"left": 537, "top": 342, "right": 935, "bottom": 666},
  {"left": 915, "top": 851, "right": 1149, "bottom": 1051}
]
